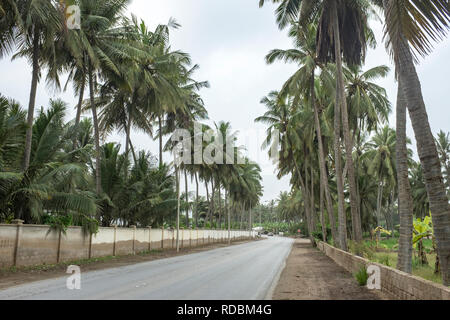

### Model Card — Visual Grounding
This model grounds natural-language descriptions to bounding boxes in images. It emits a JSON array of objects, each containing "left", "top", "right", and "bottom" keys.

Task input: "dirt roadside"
[
  {"left": 0, "top": 239, "right": 259, "bottom": 290},
  {"left": 272, "top": 239, "right": 395, "bottom": 300}
]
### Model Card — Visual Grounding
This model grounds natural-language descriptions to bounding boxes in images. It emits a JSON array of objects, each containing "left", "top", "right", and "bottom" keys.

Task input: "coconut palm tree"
[
  {"left": 260, "top": 0, "right": 374, "bottom": 251},
  {"left": 265, "top": 22, "right": 339, "bottom": 243},
  {"left": 436, "top": 130, "right": 450, "bottom": 193},
  {"left": 381, "top": 0, "right": 450, "bottom": 285},
  {"left": 12, "top": 0, "right": 61, "bottom": 171},
  {"left": 364, "top": 126, "right": 396, "bottom": 231}
]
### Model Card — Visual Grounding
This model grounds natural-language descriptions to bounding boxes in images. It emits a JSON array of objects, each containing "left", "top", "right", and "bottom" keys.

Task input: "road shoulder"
[{"left": 272, "top": 239, "right": 394, "bottom": 300}]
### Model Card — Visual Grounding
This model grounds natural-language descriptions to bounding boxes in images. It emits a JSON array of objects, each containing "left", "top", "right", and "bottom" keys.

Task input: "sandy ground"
[
  {"left": 0, "top": 239, "right": 258, "bottom": 291},
  {"left": 272, "top": 239, "right": 395, "bottom": 300}
]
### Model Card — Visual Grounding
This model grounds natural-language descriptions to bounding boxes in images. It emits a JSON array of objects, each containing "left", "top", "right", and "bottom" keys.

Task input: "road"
[{"left": 0, "top": 236, "right": 293, "bottom": 300}]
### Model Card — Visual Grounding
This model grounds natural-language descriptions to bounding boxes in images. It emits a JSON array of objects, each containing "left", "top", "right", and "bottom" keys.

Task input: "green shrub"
[
  {"left": 355, "top": 266, "right": 369, "bottom": 286},
  {"left": 348, "top": 240, "right": 375, "bottom": 260}
]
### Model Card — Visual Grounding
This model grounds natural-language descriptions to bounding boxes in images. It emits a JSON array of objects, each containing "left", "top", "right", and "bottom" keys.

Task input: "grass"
[
  {"left": 361, "top": 237, "right": 443, "bottom": 286},
  {"left": 354, "top": 266, "right": 369, "bottom": 286}
]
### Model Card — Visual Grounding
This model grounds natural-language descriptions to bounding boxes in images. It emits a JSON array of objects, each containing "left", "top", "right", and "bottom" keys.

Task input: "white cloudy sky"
[{"left": 0, "top": 0, "right": 449, "bottom": 203}]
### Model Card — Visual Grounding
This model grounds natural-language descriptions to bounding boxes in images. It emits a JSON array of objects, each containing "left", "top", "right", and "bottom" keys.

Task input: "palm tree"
[
  {"left": 436, "top": 130, "right": 450, "bottom": 193},
  {"left": 396, "top": 78, "right": 414, "bottom": 273},
  {"left": 13, "top": 0, "right": 61, "bottom": 171},
  {"left": 260, "top": 0, "right": 374, "bottom": 251},
  {"left": 381, "top": 0, "right": 450, "bottom": 285},
  {"left": 65, "top": 0, "right": 140, "bottom": 195},
  {"left": 0, "top": 94, "right": 26, "bottom": 171},
  {"left": 364, "top": 126, "right": 396, "bottom": 232},
  {"left": 0, "top": 99, "right": 97, "bottom": 224},
  {"left": 265, "top": 22, "right": 338, "bottom": 243}
]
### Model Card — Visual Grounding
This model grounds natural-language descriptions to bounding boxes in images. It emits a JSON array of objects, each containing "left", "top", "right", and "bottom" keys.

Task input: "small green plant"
[{"left": 354, "top": 266, "right": 369, "bottom": 286}]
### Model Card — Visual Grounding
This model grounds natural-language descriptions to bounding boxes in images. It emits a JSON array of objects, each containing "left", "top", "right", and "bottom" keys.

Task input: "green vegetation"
[
  {"left": 354, "top": 266, "right": 369, "bottom": 287},
  {"left": 258, "top": 0, "right": 450, "bottom": 286},
  {"left": 0, "top": 1, "right": 263, "bottom": 234}
]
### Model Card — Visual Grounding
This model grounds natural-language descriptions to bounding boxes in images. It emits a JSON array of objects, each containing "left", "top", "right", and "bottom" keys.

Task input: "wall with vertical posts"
[{"left": 0, "top": 220, "right": 257, "bottom": 268}]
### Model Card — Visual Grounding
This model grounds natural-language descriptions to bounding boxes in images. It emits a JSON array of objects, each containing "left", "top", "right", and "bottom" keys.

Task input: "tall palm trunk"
[
  {"left": 331, "top": 2, "right": 362, "bottom": 243},
  {"left": 383, "top": 0, "right": 450, "bottom": 285},
  {"left": 211, "top": 178, "right": 215, "bottom": 227},
  {"left": 377, "top": 182, "right": 383, "bottom": 228},
  {"left": 23, "top": 28, "right": 40, "bottom": 171},
  {"left": 240, "top": 203, "right": 244, "bottom": 230},
  {"left": 176, "top": 166, "right": 180, "bottom": 252},
  {"left": 125, "top": 105, "right": 132, "bottom": 159},
  {"left": 194, "top": 171, "right": 199, "bottom": 228},
  {"left": 312, "top": 74, "right": 338, "bottom": 242},
  {"left": 88, "top": 62, "right": 102, "bottom": 195},
  {"left": 320, "top": 176, "right": 327, "bottom": 241},
  {"left": 331, "top": 1, "right": 347, "bottom": 251},
  {"left": 218, "top": 183, "right": 222, "bottom": 229},
  {"left": 184, "top": 169, "right": 189, "bottom": 227},
  {"left": 205, "top": 180, "right": 210, "bottom": 226},
  {"left": 72, "top": 76, "right": 85, "bottom": 150},
  {"left": 158, "top": 115, "right": 163, "bottom": 167},
  {"left": 396, "top": 64, "right": 419, "bottom": 274}
]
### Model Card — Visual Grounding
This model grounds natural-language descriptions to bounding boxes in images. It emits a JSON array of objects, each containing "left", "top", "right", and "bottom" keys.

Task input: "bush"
[
  {"left": 348, "top": 240, "right": 375, "bottom": 260},
  {"left": 354, "top": 266, "right": 369, "bottom": 286}
]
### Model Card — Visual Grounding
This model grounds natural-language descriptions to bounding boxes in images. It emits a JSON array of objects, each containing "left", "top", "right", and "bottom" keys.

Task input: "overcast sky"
[{"left": 0, "top": 0, "right": 449, "bottom": 203}]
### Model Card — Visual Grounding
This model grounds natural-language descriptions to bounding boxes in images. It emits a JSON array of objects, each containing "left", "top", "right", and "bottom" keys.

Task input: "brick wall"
[{"left": 316, "top": 240, "right": 450, "bottom": 300}]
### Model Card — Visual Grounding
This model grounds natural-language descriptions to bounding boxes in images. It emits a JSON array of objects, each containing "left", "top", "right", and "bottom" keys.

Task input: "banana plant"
[
  {"left": 412, "top": 216, "right": 434, "bottom": 268},
  {"left": 372, "top": 226, "right": 391, "bottom": 248}
]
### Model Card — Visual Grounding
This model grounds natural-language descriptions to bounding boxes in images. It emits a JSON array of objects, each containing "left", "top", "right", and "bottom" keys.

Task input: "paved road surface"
[{"left": 0, "top": 237, "right": 293, "bottom": 300}]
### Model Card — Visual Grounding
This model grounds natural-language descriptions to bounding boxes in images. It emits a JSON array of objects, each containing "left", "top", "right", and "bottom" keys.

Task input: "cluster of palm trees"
[
  {"left": 258, "top": 0, "right": 450, "bottom": 285},
  {"left": 0, "top": 1, "right": 263, "bottom": 233}
]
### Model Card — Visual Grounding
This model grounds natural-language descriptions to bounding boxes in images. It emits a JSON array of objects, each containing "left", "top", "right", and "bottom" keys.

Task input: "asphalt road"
[{"left": 0, "top": 236, "right": 293, "bottom": 300}]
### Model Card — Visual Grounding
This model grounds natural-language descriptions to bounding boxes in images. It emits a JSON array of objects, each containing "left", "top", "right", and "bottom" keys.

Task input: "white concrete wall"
[{"left": 0, "top": 224, "right": 257, "bottom": 268}]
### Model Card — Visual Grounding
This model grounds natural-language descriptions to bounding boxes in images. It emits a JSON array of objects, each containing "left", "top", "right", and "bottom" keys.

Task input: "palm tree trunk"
[
  {"left": 184, "top": 169, "right": 189, "bottom": 227},
  {"left": 176, "top": 166, "right": 180, "bottom": 252},
  {"left": 218, "top": 183, "right": 222, "bottom": 229},
  {"left": 331, "top": 2, "right": 362, "bottom": 243},
  {"left": 158, "top": 115, "right": 163, "bottom": 167},
  {"left": 383, "top": 0, "right": 450, "bottom": 286},
  {"left": 396, "top": 78, "right": 414, "bottom": 273},
  {"left": 72, "top": 77, "right": 85, "bottom": 150},
  {"left": 320, "top": 176, "right": 327, "bottom": 241},
  {"left": 88, "top": 62, "right": 102, "bottom": 195},
  {"left": 125, "top": 105, "right": 132, "bottom": 159},
  {"left": 331, "top": 1, "right": 348, "bottom": 251},
  {"left": 310, "top": 163, "right": 316, "bottom": 231},
  {"left": 240, "top": 203, "right": 244, "bottom": 230},
  {"left": 312, "top": 74, "right": 338, "bottom": 243},
  {"left": 211, "top": 178, "right": 215, "bottom": 227},
  {"left": 23, "top": 28, "right": 40, "bottom": 171},
  {"left": 194, "top": 171, "right": 199, "bottom": 228},
  {"left": 205, "top": 179, "right": 210, "bottom": 226},
  {"left": 377, "top": 182, "right": 383, "bottom": 228}
]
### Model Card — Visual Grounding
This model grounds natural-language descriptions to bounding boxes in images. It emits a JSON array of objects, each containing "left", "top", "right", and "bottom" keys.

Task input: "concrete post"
[
  {"left": 181, "top": 228, "right": 184, "bottom": 248},
  {"left": 112, "top": 225, "right": 117, "bottom": 256},
  {"left": 56, "top": 229, "right": 62, "bottom": 263},
  {"left": 88, "top": 232, "right": 93, "bottom": 259},
  {"left": 189, "top": 228, "right": 192, "bottom": 248},
  {"left": 148, "top": 226, "right": 152, "bottom": 251},
  {"left": 161, "top": 226, "right": 164, "bottom": 249},
  {"left": 12, "top": 219, "right": 24, "bottom": 267},
  {"left": 131, "top": 225, "right": 136, "bottom": 255}
]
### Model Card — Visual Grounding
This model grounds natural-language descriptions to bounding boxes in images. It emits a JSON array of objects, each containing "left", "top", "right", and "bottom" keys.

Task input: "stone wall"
[
  {"left": 0, "top": 221, "right": 257, "bottom": 268},
  {"left": 316, "top": 240, "right": 450, "bottom": 300}
]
